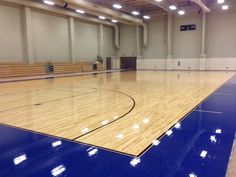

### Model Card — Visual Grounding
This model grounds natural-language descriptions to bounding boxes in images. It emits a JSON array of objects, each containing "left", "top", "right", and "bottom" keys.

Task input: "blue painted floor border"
[{"left": 0, "top": 75, "right": 236, "bottom": 177}]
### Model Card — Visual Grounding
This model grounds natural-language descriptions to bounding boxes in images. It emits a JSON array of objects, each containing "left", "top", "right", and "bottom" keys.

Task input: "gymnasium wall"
[
  {"left": 117, "top": 24, "right": 137, "bottom": 57},
  {"left": 32, "top": 10, "right": 70, "bottom": 62},
  {"left": 0, "top": 3, "right": 115, "bottom": 64},
  {"left": 0, "top": 2, "right": 236, "bottom": 70},
  {"left": 135, "top": 8, "right": 236, "bottom": 70},
  {"left": 103, "top": 8, "right": 236, "bottom": 70},
  {"left": 103, "top": 26, "right": 115, "bottom": 58},
  {"left": 142, "top": 16, "right": 167, "bottom": 59},
  {"left": 74, "top": 20, "right": 98, "bottom": 61},
  {"left": 0, "top": 4, "right": 25, "bottom": 62}
]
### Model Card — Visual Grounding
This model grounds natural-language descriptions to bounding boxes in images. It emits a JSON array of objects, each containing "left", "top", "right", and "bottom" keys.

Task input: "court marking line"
[
  {"left": 0, "top": 87, "right": 97, "bottom": 113},
  {"left": 72, "top": 88, "right": 136, "bottom": 140},
  {"left": 0, "top": 73, "right": 235, "bottom": 158},
  {"left": 0, "top": 123, "right": 136, "bottom": 158},
  {"left": 0, "top": 87, "right": 136, "bottom": 157},
  {"left": 137, "top": 74, "right": 236, "bottom": 158},
  {"left": 193, "top": 110, "right": 223, "bottom": 114},
  {"left": 214, "top": 93, "right": 233, "bottom": 96}
]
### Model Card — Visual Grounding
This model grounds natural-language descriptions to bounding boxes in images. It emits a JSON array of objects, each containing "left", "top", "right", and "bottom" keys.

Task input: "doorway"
[{"left": 120, "top": 57, "right": 137, "bottom": 70}]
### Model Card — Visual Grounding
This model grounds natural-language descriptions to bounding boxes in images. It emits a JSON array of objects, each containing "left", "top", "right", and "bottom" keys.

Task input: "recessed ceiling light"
[
  {"left": 143, "top": 15, "right": 151, "bottom": 20},
  {"left": 217, "top": 0, "right": 225, "bottom": 4},
  {"left": 222, "top": 5, "right": 229, "bottom": 10},
  {"left": 155, "top": 0, "right": 163, "bottom": 2},
  {"left": 178, "top": 10, "right": 185, "bottom": 15},
  {"left": 98, "top": 16, "right": 106, "bottom": 20},
  {"left": 113, "top": 4, "right": 122, "bottom": 9},
  {"left": 75, "top": 9, "right": 85, "bottom": 14},
  {"left": 111, "top": 19, "right": 118, "bottom": 23},
  {"left": 169, "top": 5, "right": 177, "bottom": 11},
  {"left": 132, "top": 11, "right": 140, "bottom": 16},
  {"left": 43, "top": 0, "right": 55, "bottom": 5}
]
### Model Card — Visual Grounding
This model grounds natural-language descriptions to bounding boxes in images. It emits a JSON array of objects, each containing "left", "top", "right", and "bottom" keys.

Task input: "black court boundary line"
[
  {"left": 0, "top": 122, "right": 136, "bottom": 158},
  {"left": 0, "top": 72, "right": 234, "bottom": 158},
  {"left": 0, "top": 87, "right": 98, "bottom": 113},
  {"left": 137, "top": 73, "right": 236, "bottom": 157},
  {"left": 72, "top": 88, "right": 136, "bottom": 140},
  {"left": 0, "top": 87, "right": 136, "bottom": 157}
]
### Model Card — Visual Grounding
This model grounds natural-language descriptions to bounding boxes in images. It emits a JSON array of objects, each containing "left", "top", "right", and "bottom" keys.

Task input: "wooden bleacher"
[
  {"left": 0, "top": 63, "right": 45, "bottom": 78},
  {"left": 0, "top": 62, "right": 104, "bottom": 78}
]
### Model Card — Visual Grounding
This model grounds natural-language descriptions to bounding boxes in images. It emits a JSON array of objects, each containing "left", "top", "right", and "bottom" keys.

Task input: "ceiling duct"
[{"left": 192, "top": 0, "right": 210, "bottom": 13}]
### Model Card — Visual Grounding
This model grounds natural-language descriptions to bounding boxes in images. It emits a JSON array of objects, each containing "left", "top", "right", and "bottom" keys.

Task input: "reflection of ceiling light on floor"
[
  {"left": 200, "top": 150, "right": 208, "bottom": 158},
  {"left": 189, "top": 173, "right": 197, "bottom": 177},
  {"left": 130, "top": 158, "right": 141, "bottom": 167},
  {"left": 215, "top": 129, "right": 222, "bottom": 134},
  {"left": 81, "top": 128, "right": 89, "bottom": 134},
  {"left": 51, "top": 140, "right": 62, "bottom": 147},
  {"left": 13, "top": 154, "right": 27, "bottom": 165},
  {"left": 152, "top": 140, "right": 160, "bottom": 146},
  {"left": 116, "top": 133, "right": 124, "bottom": 139},
  {"left": 88, "top": 148, "right": 98, "bottom": 157},
  {"left": 101, "top": 120, "right": 109, "bottom": 125},
  {"left": 143, "top": 118, "right": 150, "bottom": 124},
  {"left": 210, "top": 135, "right": 217, "bottom": 143},
  {"left": 51, "top": 165, "right": 66, "bottom": 177},
  {"left": 133, "top": 124, "right": 140, "bottom": 130},
  {"left": 113, "top": 115, "right": 119, "bottom": 119},
  {"left": 174, "top": 122, "right": 181, "bottom": 129},
  {"left": 166, "top": 130, "right": 173, "bottom": 136}
]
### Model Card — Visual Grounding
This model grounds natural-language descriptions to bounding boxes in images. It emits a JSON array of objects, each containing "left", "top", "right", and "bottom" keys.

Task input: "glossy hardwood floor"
[{"left": 0, "top": 71, "right": 234, "bottom": 156}]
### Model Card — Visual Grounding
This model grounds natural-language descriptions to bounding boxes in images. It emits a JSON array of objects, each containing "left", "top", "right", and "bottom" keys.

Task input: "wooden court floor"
[{"left": 0, "top": 71, "right": 235, "bottom": 156}]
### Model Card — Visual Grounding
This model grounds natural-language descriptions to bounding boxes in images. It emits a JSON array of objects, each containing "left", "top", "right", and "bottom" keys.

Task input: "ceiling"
[
  {"left": 88, "top": 0, "right": 236, "bottom": 17},
  {"left": 89, "top": 0, "right": 166, "bottom": 16},
  {"left": 88, "top": 0, "right": 207, "bottom": 15}
]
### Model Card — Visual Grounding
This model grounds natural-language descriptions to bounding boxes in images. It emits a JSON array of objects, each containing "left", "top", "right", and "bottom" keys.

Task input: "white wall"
[
  {"left": 138, "top": 10, "right": 236, "bottom": 71},
  {"left": 74, "top": 20, "right": 98, "bottom": 62},
  {"left": 206, "top": 10, "right": 236, "bottom": 58},
  {"left": 0, "top": 4, "right": 25, "bottom": 62},
  {"left": 142, "top": 16, "right": 167, "bottom": 59},
  {"left": 103, "top": 26, "right": 115, "bottom": 58},
  {"left": 173, "top": 13, "right": 202, "bottom": 59},
  {"left": 1, "top": 3, "right": 236, "bottom": 70},
  {"left": 31, "top": 10, "right": 70, "bottom": 62},
  {"left": 117, "top": 24, "right": 137, "bottom": 57},
  {"left": 0, "top": 3, "right": 115, "bottom": 64}
]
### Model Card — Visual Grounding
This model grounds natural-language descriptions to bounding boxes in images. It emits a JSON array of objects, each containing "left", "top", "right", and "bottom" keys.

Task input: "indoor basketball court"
[{"left": 0, "top": 0, "right": 236, "bottom": 177}]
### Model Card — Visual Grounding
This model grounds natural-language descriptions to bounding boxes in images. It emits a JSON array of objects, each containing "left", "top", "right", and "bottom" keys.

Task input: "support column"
[
  {"left": 69, "top": 17, "right": 76, "bottom": 64},
  {"left": 166, "top": 13, "right": 173, "bottom": 70},
  {"left": 136, "top": 25, "right": 141, "bottom": 59},
  {"left": 23, "top": 7, "right": 33, "bottom": 64},
  {"left": 200, "top": 12, "right": 207, "bottom": 70},
  {"left": 98, "top": 24, "right": 104, "bottom": 68}
]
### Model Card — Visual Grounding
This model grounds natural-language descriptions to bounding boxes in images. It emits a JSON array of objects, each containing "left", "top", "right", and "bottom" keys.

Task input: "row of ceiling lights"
[
  {"left": 43, "top": 0, "right": 119, "bottom": 23},
  {"left": 217, "top": 0, "right": 229, "bottom": 10},
  {"left": 43, "top": 0, "right": 230, "bottom": 22},
  {"left": 112, "top": 0, "right": 187, "bottom": 17}
]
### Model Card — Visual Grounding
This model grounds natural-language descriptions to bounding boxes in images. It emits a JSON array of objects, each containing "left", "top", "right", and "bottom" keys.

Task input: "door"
[
  {"left": 106, "top": 57, "right": 112, "bottom": 70},
  {"left": 120, "top": 57, "right": 137, "bottom": 70}
]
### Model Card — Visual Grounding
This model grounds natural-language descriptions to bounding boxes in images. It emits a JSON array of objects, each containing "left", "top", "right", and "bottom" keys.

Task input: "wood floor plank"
[{"left": 0, "top": 71, "right": 234, "bottom": 156}]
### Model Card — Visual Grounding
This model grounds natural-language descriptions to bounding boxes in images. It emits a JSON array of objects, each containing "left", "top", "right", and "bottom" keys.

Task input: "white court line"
[
  {"left": 215, "top": 92, "right": 233, "bottom": 96},
  {"left": 194, "top": 110, "right": 223, "bottom": 114}
]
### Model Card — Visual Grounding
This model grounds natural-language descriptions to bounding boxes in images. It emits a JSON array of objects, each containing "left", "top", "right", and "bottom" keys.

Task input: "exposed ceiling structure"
[
  {"left": 88, "top": 0, "right": 236, "bottom": 18},
  {"left": 89, "top": 0, "right": 166, "bottom": 16},
  {"left": 4, "top": 0, "right": 236, "bottom": 25}
]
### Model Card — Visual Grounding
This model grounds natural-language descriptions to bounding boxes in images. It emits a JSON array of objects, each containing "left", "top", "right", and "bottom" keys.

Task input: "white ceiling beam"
[
  {"left": 192, "top": 0, "right": 211, "bottom": 13},
  {"left": 145, "top": 0, "right": 170, "bottom": 13}
]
